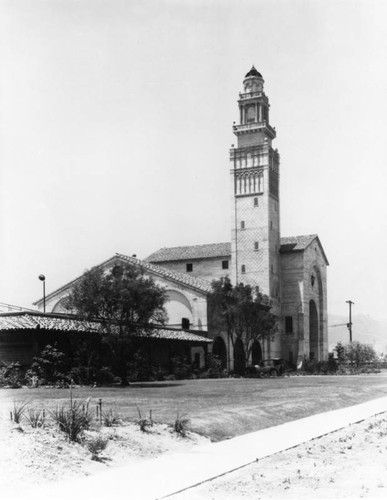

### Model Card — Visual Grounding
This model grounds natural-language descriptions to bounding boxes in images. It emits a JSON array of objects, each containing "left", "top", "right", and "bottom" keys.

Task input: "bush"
[
  {"left": 173, "top": 413, "right": 190, "bottom": 437},
  {"left": 135, "top": 406, "right": 153, "bottom": 432},
  {"left": 31, "top": 345, "right": 70, "bottom": 385},
  {"left": 301, "top": 358, "right": 338, "bottom": 375},
  {"left": 102, "top": 408, "right": 122, "bottom": 427},
  {"left": 1, "top": 362, "right": 24, "bottom": 388},
  {"left": 26, "top": 408, "right": 46, "bottom": 428},
  {"left": 170, "top": 355, "right": 192, "bottom": 380},
  {"left": 85, "top": 433, "right": 109, "bottom": 460},
  {"left": 51, "top": 399, "right": 92, "bottom": 442},
  {"left": 10, "top": 400, "right": 28, "bottom": 424}
]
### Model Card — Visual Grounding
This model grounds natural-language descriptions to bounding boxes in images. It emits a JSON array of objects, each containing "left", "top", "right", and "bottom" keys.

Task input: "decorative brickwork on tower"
[{"left": 230, "top": 67, "right": 281, "bottom": 322}]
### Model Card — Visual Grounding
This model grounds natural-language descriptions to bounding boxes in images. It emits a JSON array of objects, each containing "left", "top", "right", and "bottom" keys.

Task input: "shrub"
[
  {"left": 102, "top": 408, "right": 121, "bottom": 427},
  {"left": 173, "top": 413, "right": 190, "bottom": 437},
  {"left": 26, "top": 408, "right": 46, "bottom": 428},
  {"left": 1, "top": 362, "right": 24, "bottom": 388},
  {"left": 51, "top": 399, "right": 92, "bottom": 442},
  {"left": 10, "top": 400, "right": 28, "bottom": 424},
  {"left": 170, "top": 355, "right": 192, "bottom": 380},
  {"left": 31, "top": 345, "right": 69, "bottom": 385},
  {"left": 135, "top": 406, "right": 153, "bottom": 432},
  {"left": 85, "top": 433, "right": 109, "bottom": 460},
  {"left": 344, "top": 341, "right": 378, "bottom": 368}
]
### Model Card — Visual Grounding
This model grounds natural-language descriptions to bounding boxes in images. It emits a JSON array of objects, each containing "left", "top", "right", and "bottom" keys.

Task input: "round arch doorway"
[
  {"left": 233, "top": 337, "right": 245, "bottom": 375},
  {"left": 251, "top": 340, "right": 263, "bottom": 365},
  {"left": 212, "top": 336, "right": 227, "bottom": 369}
]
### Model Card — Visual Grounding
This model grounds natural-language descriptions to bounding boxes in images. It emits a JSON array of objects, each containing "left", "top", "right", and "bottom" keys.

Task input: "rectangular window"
[
  {"left": 254, "top": 241, "right": 259, "bottom": 251},
  {"left": 285, "top": 316, "right": 293, "bottom": 334},
  {"left": 186, "top": 263, "right": 193, "bottom": 272},
  {"left": 241, "top": 221, "right": 245, "bottom": 230},
  {"left": 222, "top": 260, "right": 229, "bottom": 270},
  {"left": 241, "top": 265, "right": 246, "bottom": 274}
]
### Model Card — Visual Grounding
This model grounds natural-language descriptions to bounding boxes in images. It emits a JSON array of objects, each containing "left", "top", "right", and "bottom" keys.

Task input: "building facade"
[
  {"left": 34, "top": 67, "right": 328, "bottom": 370},
  {"left": 147, "top": 67, "right": 329, "bottom": 367}
]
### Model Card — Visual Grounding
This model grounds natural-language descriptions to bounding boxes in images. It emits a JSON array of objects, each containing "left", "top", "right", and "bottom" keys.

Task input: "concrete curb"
[{"left": 24, "top": 396, "right": 387, "bottom": 500}]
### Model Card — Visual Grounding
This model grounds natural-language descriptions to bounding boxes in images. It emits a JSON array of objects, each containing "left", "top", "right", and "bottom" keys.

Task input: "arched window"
[{"left": 254, "top": 197, "right": 258, "bottom": 207}]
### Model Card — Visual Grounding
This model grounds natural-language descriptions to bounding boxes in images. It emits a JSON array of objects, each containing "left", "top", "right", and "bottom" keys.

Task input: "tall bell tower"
[{"left": 230, "top": 66, "right": 280, "bottom": 316}]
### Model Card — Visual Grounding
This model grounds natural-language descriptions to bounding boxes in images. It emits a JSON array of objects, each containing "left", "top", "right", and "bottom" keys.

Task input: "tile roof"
[
  {"left": 116, "top": 254, "right": 212, "bottom": 293},
  {"left": 146, "top": 236, "right": 327, "bottom": 261},
  {"left": 0, "top": 312, "right": 212, "bottom": 344},
  {"left": 146, "top": 243, "right": 231, "bottom": 263},
  {"left": 34, "top": 253, "right": 212, "bottom": 306},
  {"left": 280, "top": 234, "right": 318, "bottom": 252}
]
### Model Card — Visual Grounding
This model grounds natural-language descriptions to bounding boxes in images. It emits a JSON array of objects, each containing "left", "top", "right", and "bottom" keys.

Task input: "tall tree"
[
  {"left": 65, "top": 263, "right": 168, "bottom": 385},
  {"left": 208, "top": 277, "right": 277, "bottom": 372}
]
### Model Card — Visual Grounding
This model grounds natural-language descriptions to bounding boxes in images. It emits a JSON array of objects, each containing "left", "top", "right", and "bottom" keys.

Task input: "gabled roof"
[
  {"left": 0, "top": 311, "right": 212, "bottom": 344},
  {"left": 116, "top": 253, "right": 212, "bottom": 293},
  {"left": 146, "top": 235, "right": 329, "bottom": 265},
  {"left": 280, "top": 234, "right": 329, "bottom": 265},
  {"left": 34, "top": 253, "right": 212, "bottom": 306},
  {"left": 280, "top": 234, "right": 318, "bottom": 252},
  {"left": 146, "top": 242, "right": 231, "bottom": 263}
]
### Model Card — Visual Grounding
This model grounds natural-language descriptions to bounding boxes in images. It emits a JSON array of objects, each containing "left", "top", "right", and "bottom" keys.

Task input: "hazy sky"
[{"left": 1, "top": 0, "right": 386, "bottom": 319}]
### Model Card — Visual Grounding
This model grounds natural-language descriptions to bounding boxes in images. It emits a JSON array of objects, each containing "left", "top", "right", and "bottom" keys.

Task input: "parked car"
[{"left": 253, "top": 358, "right": 285, "bottom": 377}]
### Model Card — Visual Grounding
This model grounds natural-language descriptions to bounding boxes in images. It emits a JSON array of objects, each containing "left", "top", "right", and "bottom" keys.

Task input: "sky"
[{"left": 0, "top": 0, "right": 386, "bottom": 319}]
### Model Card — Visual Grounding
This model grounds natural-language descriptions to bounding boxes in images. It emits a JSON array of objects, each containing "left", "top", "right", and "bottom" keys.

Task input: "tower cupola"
[{"left": 243, "top": 65, "right": 264, "bottom": 93}]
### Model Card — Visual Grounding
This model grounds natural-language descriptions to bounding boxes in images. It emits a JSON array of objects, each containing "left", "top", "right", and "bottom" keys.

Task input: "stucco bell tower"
[{"left": 230, "top": 67, "right": 280, "bottom": 316}]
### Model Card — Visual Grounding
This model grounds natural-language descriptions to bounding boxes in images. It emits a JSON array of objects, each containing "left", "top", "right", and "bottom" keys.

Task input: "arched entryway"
[
  {"left": 309, "top": 299, "right": 319, "bottom": 360},
  {"left": 233, "top": 337, "right": 245, "bottom": 375},
  {"left": 251, "top": 340, "right": 262, "bottom": 365},
  {"left": 212, "top": 336, "right": 227, "bottom": 369}
]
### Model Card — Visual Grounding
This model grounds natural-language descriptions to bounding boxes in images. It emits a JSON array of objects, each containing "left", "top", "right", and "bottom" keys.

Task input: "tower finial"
[{"left": 245, "top": 66, "right": 262, "bottom": 78}]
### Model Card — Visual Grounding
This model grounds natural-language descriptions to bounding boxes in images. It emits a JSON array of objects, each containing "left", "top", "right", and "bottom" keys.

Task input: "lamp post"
[{"left": 38, "top": 274, "right": 46, "bottom": 313}]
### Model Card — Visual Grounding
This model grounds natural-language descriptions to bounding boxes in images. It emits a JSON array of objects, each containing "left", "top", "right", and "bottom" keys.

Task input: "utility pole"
[{"left": 346, "top": 300, "right": 354, "bottom": 342}]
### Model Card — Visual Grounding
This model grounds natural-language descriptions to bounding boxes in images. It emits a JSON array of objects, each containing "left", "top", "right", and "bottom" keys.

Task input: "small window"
[
  {"left": 254, "top": 197, "right": 259, "bottom": 207},
  {"left": 270, "top": 221, "right": 273, "bottom": 229},
  {"left": 222, "top": 260, "right": 229, "bottom": 270},
  {"left": 186, "top": 263, "right": 193, "bottom": 272},
  {"left": 241, "top": 221, "right": 245, "bottom": 230},
  {"left": 271, "top": 264, "right": 274, "bottom": 273},
  {"left": 285, "top": 316, "right": 293, "bottom": 334},
  {"left": 254, "top": 241, "right": 259, "bottom": 251},
  {"left": 241, "top": 265, "right": 246, "bottom": 274},
  {"left": 182, "top": 317, "right": 190, "bottom": 329}
]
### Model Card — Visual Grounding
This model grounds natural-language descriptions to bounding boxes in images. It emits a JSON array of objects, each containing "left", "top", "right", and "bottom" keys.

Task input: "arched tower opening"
[{"left": 309, "top": 299, "right": 319, "bottom": 360}]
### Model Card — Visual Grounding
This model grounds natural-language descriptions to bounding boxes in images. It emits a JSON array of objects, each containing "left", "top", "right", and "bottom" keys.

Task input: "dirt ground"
[
  {"left": 0, "top": 408, "right": 208, "bottom": 496},
  {"left": 174, "top": 413, "right": 387, "bottom": 500},
  {"left": 0, "top": 402, "right": 386, "bottom": 499}
]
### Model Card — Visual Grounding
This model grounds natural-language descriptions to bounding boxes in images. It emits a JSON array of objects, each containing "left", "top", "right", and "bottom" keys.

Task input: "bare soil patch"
[
  {"left": 174, "top": 413, "right": 387, "bottom": 500},
  {"left": 0, "top": 409, "right": 208, "bottom": 496}
]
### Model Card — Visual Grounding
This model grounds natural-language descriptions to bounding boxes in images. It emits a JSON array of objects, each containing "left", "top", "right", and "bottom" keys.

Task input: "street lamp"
[{"left": 38, "top": 274, "right": 46, "bottom": 313}]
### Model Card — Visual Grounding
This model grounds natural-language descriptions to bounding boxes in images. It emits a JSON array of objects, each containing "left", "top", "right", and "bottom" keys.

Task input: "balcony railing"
[{"left": 233, "top": 121, "right": 276, "bottom": 137}]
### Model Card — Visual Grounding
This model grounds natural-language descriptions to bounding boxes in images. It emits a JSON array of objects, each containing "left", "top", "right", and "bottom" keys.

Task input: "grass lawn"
[{"left": 2, "top": 374, "right": 387, "bottom": 441}]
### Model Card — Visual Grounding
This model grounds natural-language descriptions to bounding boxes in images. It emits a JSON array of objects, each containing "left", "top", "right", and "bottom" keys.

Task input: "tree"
[
  {"left": 65, "top": 263, "right": 168, "bottom": 385},
  {"left": 208, "top": 277, "right": 277, "bottom": 373},
  {"left": 344, "top": 341, "right": 378, "bottom": 368},
  {"left": 335, "top": 341, "right": 345, "bottom": 363}
]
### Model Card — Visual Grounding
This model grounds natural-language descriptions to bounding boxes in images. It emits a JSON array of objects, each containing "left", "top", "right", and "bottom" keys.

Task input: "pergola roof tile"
[{"left": 0, "top": 312, "right": 212, "bottom": 344}]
